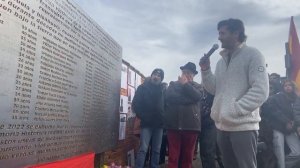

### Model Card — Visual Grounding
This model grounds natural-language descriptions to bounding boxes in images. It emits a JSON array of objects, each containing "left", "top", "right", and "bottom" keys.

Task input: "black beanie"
[{"left": 151, "top": 68, "right": 164, "bottom": 81}]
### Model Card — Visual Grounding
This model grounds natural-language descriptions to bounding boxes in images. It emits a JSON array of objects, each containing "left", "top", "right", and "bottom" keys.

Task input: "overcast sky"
[{"left": 73, "top": 0, "right": 300, "bottom": 83}]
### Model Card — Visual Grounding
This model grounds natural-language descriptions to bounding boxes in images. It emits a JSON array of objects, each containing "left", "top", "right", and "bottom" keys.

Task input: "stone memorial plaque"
[{"left": 0, "top": 0, "right": 122, "bottom": 167}]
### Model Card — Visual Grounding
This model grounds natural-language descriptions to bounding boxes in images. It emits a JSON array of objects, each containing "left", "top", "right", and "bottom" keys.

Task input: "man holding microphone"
[{"left": 199, "top": 18, "right": 269, "bottom": 168}]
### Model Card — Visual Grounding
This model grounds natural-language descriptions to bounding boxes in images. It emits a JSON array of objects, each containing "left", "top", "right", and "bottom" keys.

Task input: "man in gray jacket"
[{"left": 199, "top": 18, "right": 269, "bottom": 168}]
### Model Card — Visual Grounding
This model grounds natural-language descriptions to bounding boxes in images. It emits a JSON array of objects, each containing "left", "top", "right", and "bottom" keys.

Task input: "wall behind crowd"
[{"left": 102, "top": 60, "right": 145, "bottom": 167}]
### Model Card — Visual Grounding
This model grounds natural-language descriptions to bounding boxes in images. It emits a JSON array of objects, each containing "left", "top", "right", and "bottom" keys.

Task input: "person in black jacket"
[
  {"left": 133, "top": 68, "right": 166, "bottom": 168},
  {"left": 165, "top": 62, "right": 202, "bottom": 168},
  {"left": 261, "top": 80, "right": 300, "bottom": 168},
  {"left": 198, "top": 88, "right": 224, "bottom": 168},
  {"left": 257, "top": 80, "right": 279, "bottom": 168},
  {"left": 294, "top": 95, "right": 300, "bottom": 137},
  {"left": 290, "top": 93, "right": 300, "bottom": 168}
]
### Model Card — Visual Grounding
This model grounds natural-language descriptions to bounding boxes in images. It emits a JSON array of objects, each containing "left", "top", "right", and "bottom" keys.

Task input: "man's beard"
[{"left": 151, "top": 79, "right": 160, "bottom": 85}]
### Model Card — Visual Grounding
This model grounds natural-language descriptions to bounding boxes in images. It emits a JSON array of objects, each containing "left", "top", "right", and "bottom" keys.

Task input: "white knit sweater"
[{"left": 201, "top": 44, "right": 269, "bottom": 131}]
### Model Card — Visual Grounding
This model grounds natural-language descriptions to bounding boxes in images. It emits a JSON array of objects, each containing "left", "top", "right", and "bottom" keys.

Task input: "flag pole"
[{"left": 285, "top": 42, "right": 291, "bottom": 79}]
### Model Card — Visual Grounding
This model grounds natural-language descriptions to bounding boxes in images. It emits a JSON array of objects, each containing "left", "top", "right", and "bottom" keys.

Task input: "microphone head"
[{"left": 212, "top": 44, "right": 219, "bottom": 50}]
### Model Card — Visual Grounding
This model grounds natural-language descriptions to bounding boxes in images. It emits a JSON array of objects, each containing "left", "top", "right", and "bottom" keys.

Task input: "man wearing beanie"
[
  {"left": 165, "top": 62, "right": 202, "bottom": 168},
  {"left": 133, "top": 68, "right": 166, "bottom": 168}
]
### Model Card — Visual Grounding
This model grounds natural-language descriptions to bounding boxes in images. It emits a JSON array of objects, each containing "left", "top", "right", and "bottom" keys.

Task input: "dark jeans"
[
  {"left": 135, "top": 128, "right": 163, "bottom": 168},
  {"left": 217, "top": 129, "right": 258, "bottom": 168},
  {"left": 159, "top": 131, "right": 168, "bottom": 164},
  {"left": 199, "top": 125, "right": 217, "bottom": 168}
]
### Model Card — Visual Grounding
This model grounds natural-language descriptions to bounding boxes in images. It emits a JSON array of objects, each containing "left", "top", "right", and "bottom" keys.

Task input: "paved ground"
[
  {"left": 192, "top": 157, "right": 202, "bottom": 168},
  {"left": 158, "top": 155, "right": 202, "bottom": 168}
]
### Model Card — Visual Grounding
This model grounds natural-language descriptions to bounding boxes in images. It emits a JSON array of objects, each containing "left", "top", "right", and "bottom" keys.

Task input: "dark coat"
[
  {"left": 257, "top": 146, "right": 278, "bottom": 168},
  {"left": 164, "top": 81, "right": 202, "bottom": 131},
  {"left": 200, "top": 89, "right": 215, "bottom": 128},
  {"left": 132, "top": 79, "right": 165, "bottom": 128},
  {"left": 293, "top": 96, "right": 300, "bottom": 127},
  {"left": 261, "top": 92, "right": 296, "bottom": 134}
]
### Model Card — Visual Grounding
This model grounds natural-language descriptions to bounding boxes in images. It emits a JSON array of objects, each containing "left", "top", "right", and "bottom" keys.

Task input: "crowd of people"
[{"left": 132, "top": 18, "right": 300, "bottom": 168}]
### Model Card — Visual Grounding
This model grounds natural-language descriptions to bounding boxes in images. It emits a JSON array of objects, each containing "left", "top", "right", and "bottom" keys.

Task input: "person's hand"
[
  {"left": 185, "top": 74, "right": 193, "bottom": 82},
  {"left": 199, "top": 55, "right": 210, "bottom": 71},
  {"left": 178, "top": 75, "right": 188, "bottom": 85},
  {"left": 286, "top": 121, "right": 294, "bottom": 131}
]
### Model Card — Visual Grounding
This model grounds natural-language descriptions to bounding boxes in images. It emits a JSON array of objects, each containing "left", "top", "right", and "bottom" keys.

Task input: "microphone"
[{"left": 203, "top": 44, "right": 219, "bottom": 58}]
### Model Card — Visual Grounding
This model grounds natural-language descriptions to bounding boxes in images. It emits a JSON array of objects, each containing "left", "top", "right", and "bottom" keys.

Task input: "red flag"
[
  {"left": 288, "top": 16, "right": 300, "bottom": 88},
  {"left": 25, "top": 152, "right": 95, "bottom": 168}
]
